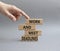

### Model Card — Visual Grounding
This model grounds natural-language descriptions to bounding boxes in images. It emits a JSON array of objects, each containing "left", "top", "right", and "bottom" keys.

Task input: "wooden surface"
[
  {"left": 24, "top": 30, "right": 42, "bottom": 36},
  {"left": 25, "top": 18, "right": 43, "bottom": 25},
  {"left": 18, "top": 24, "right": 35, "bottom": 30},
  {"left": 21, "top": 35, "right": 38, "bottom": 41}
]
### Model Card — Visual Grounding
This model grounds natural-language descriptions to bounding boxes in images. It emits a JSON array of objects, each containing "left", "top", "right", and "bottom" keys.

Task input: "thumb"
[{"left": 5, "top": 11, "right": 16, "bottom": 21}]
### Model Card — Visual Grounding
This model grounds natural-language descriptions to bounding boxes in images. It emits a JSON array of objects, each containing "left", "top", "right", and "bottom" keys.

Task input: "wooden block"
[
  {"left": 24, "top": 30, "right": 42, "bottom": 36},
  {"left": 18, "top": 24, "right": 35, "bottom": 30},
  {"left": 21, "top": 36, "right": 38, "bottom": 41},
  {"left": 25, "top": 18, "right": 43, "bottom": 25}
]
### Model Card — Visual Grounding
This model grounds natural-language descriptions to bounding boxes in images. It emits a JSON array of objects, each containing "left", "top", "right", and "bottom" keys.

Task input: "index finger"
[
  {"left": 20, "top": 10, "right": 30, "bottom": 19},
  {"left": 14, "top": 6, "right": 30, "bottom": 19}
]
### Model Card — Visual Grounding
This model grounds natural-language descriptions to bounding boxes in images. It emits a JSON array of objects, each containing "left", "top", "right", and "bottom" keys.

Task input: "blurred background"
[{"left": 0, "top": 0, "right": 60, "bottom": 51}]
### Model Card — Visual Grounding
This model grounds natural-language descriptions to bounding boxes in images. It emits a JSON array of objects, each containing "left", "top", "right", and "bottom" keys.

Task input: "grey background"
[{"left": 0, "top": 0, "right": 60, "bottom": 51}]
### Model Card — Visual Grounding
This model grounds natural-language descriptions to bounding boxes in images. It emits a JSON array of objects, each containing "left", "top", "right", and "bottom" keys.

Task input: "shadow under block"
[
  {"left": 18, "top": 24, "right": 35, "bottom": 30},
  {"left": 24, "top": 30, "right": 42, "bottom": 36},
  {"left": 21, "top": 36, "right": 38, "bottom": 41},
  {"left": 26, "top": 18, "right": 43, "bottom": 25}
]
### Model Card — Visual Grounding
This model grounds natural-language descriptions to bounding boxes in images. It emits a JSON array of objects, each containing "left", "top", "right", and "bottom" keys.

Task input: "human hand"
[{"left": 0, "top": 2, "right": 30, "bottom": 21}]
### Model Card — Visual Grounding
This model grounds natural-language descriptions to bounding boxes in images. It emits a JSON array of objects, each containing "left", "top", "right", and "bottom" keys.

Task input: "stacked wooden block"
[{"left": 18, "top": 18, "right": 43, "bottom": 41}]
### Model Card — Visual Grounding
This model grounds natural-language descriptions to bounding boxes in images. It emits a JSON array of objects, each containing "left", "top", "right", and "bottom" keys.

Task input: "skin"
[{"left": 0, "top": 1, "right": 30, "bottom": 21}]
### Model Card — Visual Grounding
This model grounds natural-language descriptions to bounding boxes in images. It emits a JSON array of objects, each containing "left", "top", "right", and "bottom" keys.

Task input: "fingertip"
[
  {"left": 9, "top": 15, "right": 16, "bottom": 22},
  {"left": 12, "top": 17, "right": 16, "bottom": 22},
  {"left": 28, "top": 16, "right": 30, "bottom": 19},
  {"left": 26, "top": 16, "right": 30, "bottom": 20}
]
